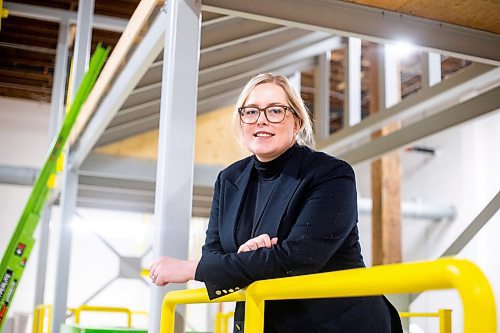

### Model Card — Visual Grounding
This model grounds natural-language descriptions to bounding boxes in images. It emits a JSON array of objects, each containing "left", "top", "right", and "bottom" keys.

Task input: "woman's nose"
[{"left": 256, "top": 110, "right": 268, "bottom": 124}]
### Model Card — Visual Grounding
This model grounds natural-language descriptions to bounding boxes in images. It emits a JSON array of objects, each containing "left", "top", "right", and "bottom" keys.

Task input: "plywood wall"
[{"left": 343, "top": 0, "right": 500, "bottom": 33}]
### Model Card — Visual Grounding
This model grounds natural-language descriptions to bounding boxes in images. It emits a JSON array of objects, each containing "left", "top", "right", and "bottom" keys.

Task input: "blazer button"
[
  {"left": 229, "top": 289, "right": 234, "bottom": 293},
  {"left": 235, "top": 287, "right": 240, "bottom": 290},
  {"left": 222, "top": 289, "right": 228, "bottom": 294},
  {"left": 215, "top": 290, "right": 222, "bottom": 296}
]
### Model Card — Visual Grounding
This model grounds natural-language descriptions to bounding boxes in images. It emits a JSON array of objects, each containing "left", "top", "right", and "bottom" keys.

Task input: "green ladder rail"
[{"left": 0, "top": 45, "right": 110, "bottom": 332}]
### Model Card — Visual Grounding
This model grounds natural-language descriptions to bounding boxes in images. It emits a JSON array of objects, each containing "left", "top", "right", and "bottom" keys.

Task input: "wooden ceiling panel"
[{"left": 343, "top": 0, "right": 500, "bottom": 34}]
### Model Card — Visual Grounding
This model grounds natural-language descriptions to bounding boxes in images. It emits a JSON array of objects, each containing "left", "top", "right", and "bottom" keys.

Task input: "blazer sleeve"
[{"left": 195, "top": 160, "right": 358, "bottom": 300}]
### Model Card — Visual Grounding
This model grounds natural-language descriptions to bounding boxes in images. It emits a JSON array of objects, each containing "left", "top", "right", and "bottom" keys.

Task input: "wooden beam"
[{"left": 368, "top": 43, "right": 402, "bottom": 266}]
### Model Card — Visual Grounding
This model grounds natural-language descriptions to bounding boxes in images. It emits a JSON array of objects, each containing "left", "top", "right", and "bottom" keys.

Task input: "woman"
[{"left": 149, "top": 73, "right": 403, "bottom": 332}]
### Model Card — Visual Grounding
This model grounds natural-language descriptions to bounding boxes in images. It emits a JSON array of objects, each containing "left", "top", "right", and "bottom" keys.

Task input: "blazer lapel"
[
  {"left": 221, "top": 159, "right": 254, "bottom": 251},
  {"left": 254, "top": 148, "right": 303, "bottom": 237}
]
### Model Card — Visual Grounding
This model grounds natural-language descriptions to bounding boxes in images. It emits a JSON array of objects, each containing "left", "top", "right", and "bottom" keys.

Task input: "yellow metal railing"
[
  {"left": 32, "top": 304, "right": 52, "bottom": 333},
  {"left": 69, "top": 305, "right": 133, "bottom": 327},
  {"left": 214, "top": 311, "right": 234, "bottom": 333},
  {"left": 160, "top": 258, "right": 496, "bottom": 333},
  {"left": 33, "top": 304, "right": 147, "bottom": 332},
  {"left": 400, "top": 309, "right": 452, "bottom": 333}
]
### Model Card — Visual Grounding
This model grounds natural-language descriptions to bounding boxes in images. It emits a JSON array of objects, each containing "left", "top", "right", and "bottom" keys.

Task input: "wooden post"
[{"left": 368, "top": 43, "right": 402, "bottom": 265}]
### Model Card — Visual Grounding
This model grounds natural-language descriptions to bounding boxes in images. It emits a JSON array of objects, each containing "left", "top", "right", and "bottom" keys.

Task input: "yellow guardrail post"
[
  {"left": 214, "top": 312, "right": 223, "bottom": 333},
  {"left": 214, "top": 311, "right": 234, "bottom": 333},
  {"left": 32, "top": 304, "right": 52, "bottom": 333},
  {"left": 222, "top": 311, "right": 234, "bottom": 333},
  {"left": 439, "top": 309, "right": 452, "bottom": 333},
  {"left": 160, "top": 289, "right": 245, "bottom": 333},
  {"left": 243, "top": 258, "right": 495, "bottom": 333}
]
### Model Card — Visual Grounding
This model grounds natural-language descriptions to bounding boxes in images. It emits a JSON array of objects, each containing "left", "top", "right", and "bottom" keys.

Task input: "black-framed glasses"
[{"left": 238, "top": 105, "right": 295, "bottom": 124}]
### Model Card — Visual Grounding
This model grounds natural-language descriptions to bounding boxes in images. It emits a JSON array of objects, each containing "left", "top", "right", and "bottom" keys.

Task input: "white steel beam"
[
  {"left": 442, "top": 191, "right": 500, "bottom": 257},
  {"left": 314, "top": 52, "right": 331, "bottom": 138},
  {"left": 70, "top": 11, "right": 166, "bottom": 169},
  {"left": 202, "top": 0, "right": 500, "bottom": 66},
  {"left": 198, "top": 58, "right": 316, "bottom": 114},
  {"left": 338, "top": 86, "right": 500, "bottom": 165},
  {"left": 200, "top": 16, "right": 278, "bottom": 49},
  {"left": 149, "top": 1, "right": 201, "bottom": 332},
  {"left": 52, "top": 1, "right": 93, "bottom": 331},
  {"left": 199, "top": 32, "right": 334, "bottom": 86},
  {"left": 51, "top": 169, "right": 79, "bottom": 333},
  {"left": 199, "top": 37, "right": 341, "bottom": 94},
  {"left": 200, "top": 27, "right": 306, "bottom": 70},
  {"left": 4, "top": 1, "right": 127, "bottom": 32},
  {"left": 318, "top": 64, "right": 500, "bottom": 154},
  {"left": 343, "top": 38, "right": 361, "bottom": 128}
]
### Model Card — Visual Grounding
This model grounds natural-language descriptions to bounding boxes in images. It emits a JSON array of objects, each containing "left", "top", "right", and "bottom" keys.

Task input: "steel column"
[
  {"left": 50, "top": 169, "right": 79, "bottom": 333},
  {"left": 313, "top": 52, "right": 331, "bottom": 139},
  {"left": 344, "top": 37, "right": 361, "bottom": 127},
  {"left": 422, "top": 52, "right": 442, "bottom": 88},
  {"left": 51, "top": 1, "right": 94, "bottom": 332},
  {"left": 149, "top": 1, "right": 201, "bottom": 332},
  {"left": 34, "top": 21, "right": 71, "bottom": 308}
]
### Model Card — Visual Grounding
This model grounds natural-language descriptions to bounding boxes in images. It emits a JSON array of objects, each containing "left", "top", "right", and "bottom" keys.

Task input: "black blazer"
[{"left": 195, "top": 145, "right": 402, "bottom": 333}]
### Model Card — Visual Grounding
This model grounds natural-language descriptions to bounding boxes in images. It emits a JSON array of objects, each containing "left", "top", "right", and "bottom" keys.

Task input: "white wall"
[{"left": 0, "top": 97, "right": 51, "bottom": 315}]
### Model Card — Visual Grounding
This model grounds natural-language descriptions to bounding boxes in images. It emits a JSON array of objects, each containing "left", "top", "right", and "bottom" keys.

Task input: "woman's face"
[{"left": 240, "top": 83, "right": 299, "bottom": 162}]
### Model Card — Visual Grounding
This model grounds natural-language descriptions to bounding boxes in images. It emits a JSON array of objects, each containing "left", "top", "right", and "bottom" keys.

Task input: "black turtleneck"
[{"left": 235, "top": 143, "right": 299, "bottom": 246}]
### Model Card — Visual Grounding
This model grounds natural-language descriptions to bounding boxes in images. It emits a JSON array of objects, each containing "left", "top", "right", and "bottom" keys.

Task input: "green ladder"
[{"left": 0, "top": 45, "right": 110, "bottom": 332}]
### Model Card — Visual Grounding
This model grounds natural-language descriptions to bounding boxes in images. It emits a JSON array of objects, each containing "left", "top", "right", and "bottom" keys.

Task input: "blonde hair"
[{"left": 232, "top": 73, "right": 316, "bottom": 149}]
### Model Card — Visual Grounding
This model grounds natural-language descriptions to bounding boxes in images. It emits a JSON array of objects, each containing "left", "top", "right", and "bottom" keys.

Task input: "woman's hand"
[
  {"left": 238, "top": 234, "right": 278, "bottom": 253},
  {"left": 149, "top": 257, "right": 199, "bottom": 286}
]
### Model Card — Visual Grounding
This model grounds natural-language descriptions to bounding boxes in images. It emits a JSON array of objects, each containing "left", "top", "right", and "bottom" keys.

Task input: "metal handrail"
[
  {"left": 400, "top": 309, "right": 452, "bottom": 333},
  {"left": 160, "top": 258, "right": 496, "bottom": 333},
  {"left": 70, "top": 305, "right": 133, "bottom": 328}
]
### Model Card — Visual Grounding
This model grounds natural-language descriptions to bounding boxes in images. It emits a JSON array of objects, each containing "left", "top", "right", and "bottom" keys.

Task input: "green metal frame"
[{"left": 0, "top": 45, "right": 110, "bottom": 332}]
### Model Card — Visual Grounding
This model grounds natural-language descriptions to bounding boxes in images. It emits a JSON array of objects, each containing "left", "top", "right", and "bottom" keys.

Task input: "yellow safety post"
[
  {"left": 32, "top": 304, "right": 52, "bottom": 333},
  {"left": 0, "top": 0, "right": 9, "bottom": 30},
  {"left": 73, "top": 305, "right": 133, "bottom": 328},
  {"left": 439, "top": 309, "right": 452, "bottom": 333},
  {"left": 214, "top": 312, "right": 223, "bottom": 333},
  {"left": 161, "top": 289, "right": 245, "bottom": 333},
  {"left": 399, "top": 310, "right": 451, "bottom": 333},
  {"left": 243, "top": 258, "right": 494, "bottom": 333},
  {"left": 214, "top": 311, "right": 234, "bottom": 333}
]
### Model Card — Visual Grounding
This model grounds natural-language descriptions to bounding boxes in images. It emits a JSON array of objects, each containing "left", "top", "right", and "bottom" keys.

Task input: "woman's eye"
[
  {"left": 246, "top": 109, "right": 258, "bottom": 115},
  {"left": 269, "top": 108, "right": 283, "bottom": 114}
]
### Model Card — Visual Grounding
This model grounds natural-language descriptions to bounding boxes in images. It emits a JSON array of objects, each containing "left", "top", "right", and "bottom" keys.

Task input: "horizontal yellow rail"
[
  {"left": 160, "top": 258, "right": 496, "bottom": 333},
  {"left": 400, "top": 309, "right": 452, "bottom": 333},
  {"left": 70, "top": 305, "right": 133, "bottom": 327}
]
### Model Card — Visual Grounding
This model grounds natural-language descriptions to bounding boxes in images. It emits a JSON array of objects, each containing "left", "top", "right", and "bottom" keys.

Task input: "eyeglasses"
[{"left": 238, "top": 105, "right": 295, "bottom": 124}]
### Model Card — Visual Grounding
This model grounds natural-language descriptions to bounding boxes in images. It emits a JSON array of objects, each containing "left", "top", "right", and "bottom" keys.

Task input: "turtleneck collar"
[{"left": 253, "top": 143, "right": 299, "bottom": 180}]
